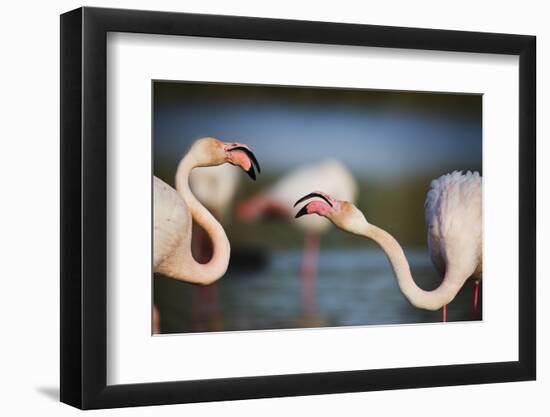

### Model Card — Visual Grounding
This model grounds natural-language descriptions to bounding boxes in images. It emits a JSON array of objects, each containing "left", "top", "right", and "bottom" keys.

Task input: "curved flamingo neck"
[
  {"left": 173, "top": 153, "right": 230, "bottom": 285},
  {"left": 361, "top": 223, "right": 462, "bottom": 311}
]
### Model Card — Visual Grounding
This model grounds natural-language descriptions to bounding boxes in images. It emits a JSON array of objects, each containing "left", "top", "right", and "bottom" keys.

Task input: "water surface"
[{"left": 155, "top": 249, "right": 482, "bottom": 334}]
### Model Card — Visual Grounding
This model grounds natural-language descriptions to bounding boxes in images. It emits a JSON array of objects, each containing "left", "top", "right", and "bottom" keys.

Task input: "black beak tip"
[
  {"left": 295, "top": 205, "right": 309, "bottom": 218},
  {"left": 251, "top": 154, "right": 261, "bottom": 174},
  {"left": 246, "top": 166, "right": 256, "bottom": 180}
]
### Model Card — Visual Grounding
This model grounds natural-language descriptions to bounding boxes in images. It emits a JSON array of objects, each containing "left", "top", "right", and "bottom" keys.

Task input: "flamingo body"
[
  {"left": 426, "top": 171, "right": 482, "bottom": 284},
  {"left": 153, "top": 176, "right": 191, "bottom": 269}
]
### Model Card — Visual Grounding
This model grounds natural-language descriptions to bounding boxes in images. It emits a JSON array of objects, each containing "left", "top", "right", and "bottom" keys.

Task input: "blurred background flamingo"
[
  {"left": 237, "top": 160, "right": 357, "bottom": 318},
  {"left": 187, "top": 164, "right": 241, "bottom": 331}
]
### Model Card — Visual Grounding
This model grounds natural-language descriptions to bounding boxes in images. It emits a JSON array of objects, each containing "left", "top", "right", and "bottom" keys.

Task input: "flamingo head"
[
  {"left": 294, "top": 191, "right": 368, "bottom": 234},
  {"left": 190, "top": 137, "right": 261, "bottom": 180}
]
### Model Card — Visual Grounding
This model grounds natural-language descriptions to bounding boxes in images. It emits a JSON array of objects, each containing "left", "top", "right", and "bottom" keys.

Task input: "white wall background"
[{"left": 0, "top": 0, "right": 545, "bottom": 415}]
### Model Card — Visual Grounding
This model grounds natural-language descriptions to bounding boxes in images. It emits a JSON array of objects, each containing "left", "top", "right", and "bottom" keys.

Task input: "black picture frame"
[{"left": 60, "top": 6, "right": 536, "bottom": 410}]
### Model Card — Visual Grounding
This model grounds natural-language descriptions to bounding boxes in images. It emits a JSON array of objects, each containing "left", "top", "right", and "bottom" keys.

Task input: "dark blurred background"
[{"left": 153, "top": 81, "right": 482, "bottom": 334}]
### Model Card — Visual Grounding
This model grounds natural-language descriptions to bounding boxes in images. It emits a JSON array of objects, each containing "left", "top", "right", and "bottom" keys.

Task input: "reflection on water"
[{"left": 154, "top": 249, "right": 482, "bottom": 334}]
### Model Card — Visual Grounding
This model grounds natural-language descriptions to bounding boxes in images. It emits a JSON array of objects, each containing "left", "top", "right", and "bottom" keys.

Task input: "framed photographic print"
[{"left": 60, "top": 6, "right": 536, "bottom": 409}]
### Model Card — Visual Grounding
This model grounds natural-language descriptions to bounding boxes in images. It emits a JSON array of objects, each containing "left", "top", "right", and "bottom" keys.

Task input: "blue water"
[{"left": 154, "top": 249, "right": 481, "bottom": 334}]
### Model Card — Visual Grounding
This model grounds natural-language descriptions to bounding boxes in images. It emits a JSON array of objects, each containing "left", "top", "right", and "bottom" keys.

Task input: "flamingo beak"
[
  {"left": 227, "top": 144, "right": 261, "bottom": 180},
  {"left": 293, "top": 192, "right": 336, "bottom": 218},
  {"left": 293, "top": 192, "right": 334, "bottom": 208},
  {"left": 295, "top": 204, "right": 310, "bottom": 218}
]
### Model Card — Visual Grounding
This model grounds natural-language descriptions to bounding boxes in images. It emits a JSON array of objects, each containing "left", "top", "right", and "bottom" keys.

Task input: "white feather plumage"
[{"left": 425, "top": 171, "right": 482, "bottom": 281}]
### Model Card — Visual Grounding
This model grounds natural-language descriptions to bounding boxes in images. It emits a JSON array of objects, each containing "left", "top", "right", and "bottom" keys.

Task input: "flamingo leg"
[
  {"left": 301, "top": 233, "right": 320, "bottom": 317},
  {"left": 203, "top": 284, "right": 223, "bottom": 331},
  {"left": 192, "top": 283, "right": 222, "bottom": 331},
  {"left": 442, "top": 305, "right": 447, "bottom": 322},
  {"left": 472, "top": 280, "right": 480, "bottom": 319},
  {"left": 153, "top": 304, "right": 160, "bottom": 334},
  {"left": 191, "top": 284, "right": 207, "bottom": 330}
]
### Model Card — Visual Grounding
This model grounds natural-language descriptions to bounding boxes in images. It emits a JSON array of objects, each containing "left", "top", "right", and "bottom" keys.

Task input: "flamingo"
[
  {"left": 153, "top": 137, "right": 260, "bottom": 332},
  {"left": 294, "top": 171, "right": 482, "bottom": 322},
  {"left": 237, "top": 160, "right": 357, "bottom": 316},
  {"left": 185, "top": 164, "right": 241, "bottom": 330}
]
